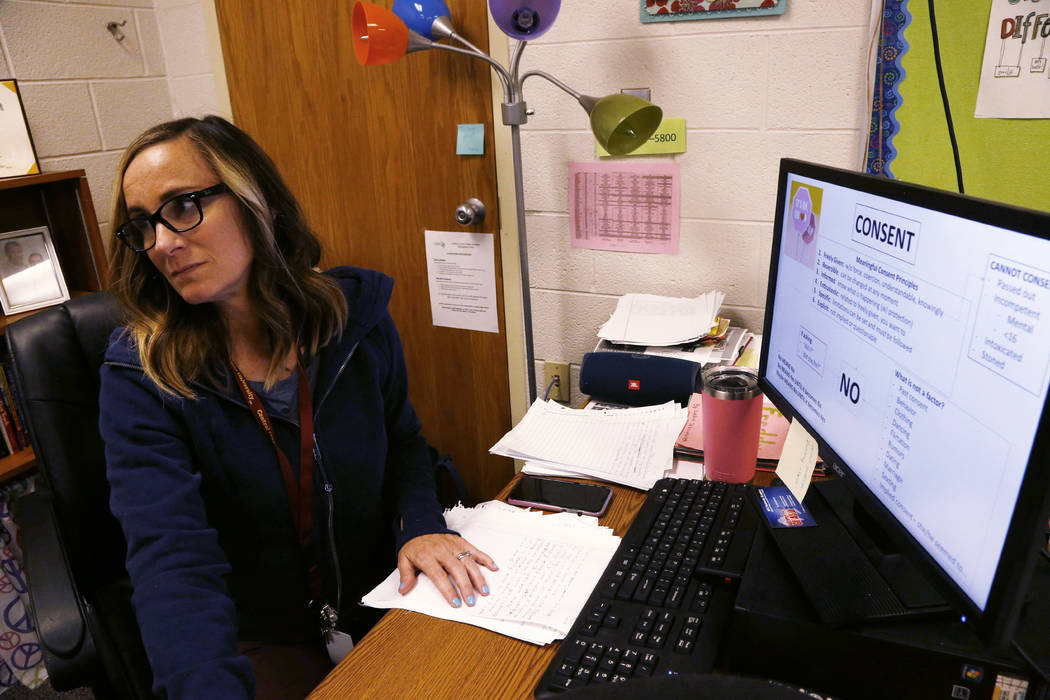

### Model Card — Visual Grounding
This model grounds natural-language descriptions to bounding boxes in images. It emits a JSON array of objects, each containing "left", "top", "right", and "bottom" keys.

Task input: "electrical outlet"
[{"left": 544, "top": 361, "right": 570, "bottom": 402}]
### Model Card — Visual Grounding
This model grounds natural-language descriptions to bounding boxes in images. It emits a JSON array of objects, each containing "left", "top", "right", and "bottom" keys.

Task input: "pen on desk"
[{"left": 734, "top": 336, "right": 754, "bottom": 365}]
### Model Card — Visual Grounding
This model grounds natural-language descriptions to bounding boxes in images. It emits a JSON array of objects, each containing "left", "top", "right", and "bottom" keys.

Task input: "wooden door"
[{"left": 214, "top": 0, "right": 512, "bottom": 502}]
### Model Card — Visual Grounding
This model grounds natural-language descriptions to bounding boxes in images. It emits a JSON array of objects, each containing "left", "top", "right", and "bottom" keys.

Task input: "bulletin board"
[{"left": 867, "top": 1, "right": 1050, "bottom": 212}]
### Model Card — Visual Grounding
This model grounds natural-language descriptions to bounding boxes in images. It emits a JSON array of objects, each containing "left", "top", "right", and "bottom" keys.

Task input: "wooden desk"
[
  {"left": 309, "top": 471, "right": 784, "bottom": 699},
  {"left": 308, "top": 477, "right": 648, "bottom": 699}
]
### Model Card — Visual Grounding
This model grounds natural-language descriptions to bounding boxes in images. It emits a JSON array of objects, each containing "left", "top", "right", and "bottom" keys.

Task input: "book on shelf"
[
  {"left": 0, "top": 364, "right": 25, "bottom": 451},
  {"left": 675, "top": 393, "right": 824, "bottom": 474},
  {"left": 0, "top": 396, "right": 14, "bottom": 459}
]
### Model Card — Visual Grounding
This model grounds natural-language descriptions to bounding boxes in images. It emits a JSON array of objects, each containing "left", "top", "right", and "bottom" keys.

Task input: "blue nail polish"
[
  {"left": 398, "top": 580, "right": 405, "bottom": 589},
  {"left": 452, "top": 597, "right": 462, "bottom": 607},
  {"left": 467, "top": 595, "right": 475, "bottom": 606},
  {"left": 482, "top": 585, "right": 490, "bottom": 595}
]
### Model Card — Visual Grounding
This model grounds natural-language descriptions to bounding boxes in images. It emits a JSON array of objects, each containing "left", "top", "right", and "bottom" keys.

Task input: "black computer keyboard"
[{"left": 534, "top": 478, "right": 757, "bottom": 696}]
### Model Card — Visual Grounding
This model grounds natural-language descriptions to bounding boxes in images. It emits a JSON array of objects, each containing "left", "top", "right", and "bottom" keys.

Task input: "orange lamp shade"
[{"left": 352, "top": 1, "right": 409, "bottom": 66}]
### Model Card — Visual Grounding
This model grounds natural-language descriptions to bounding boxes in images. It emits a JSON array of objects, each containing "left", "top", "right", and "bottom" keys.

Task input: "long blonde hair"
[{"left": 107, "top": 116, "right": 347, "bottom": 398}]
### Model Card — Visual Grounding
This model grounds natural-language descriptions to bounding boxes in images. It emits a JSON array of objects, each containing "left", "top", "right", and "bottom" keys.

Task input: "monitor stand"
[{"left": 762, "top": 479, "right": 949, "bottom": 625}]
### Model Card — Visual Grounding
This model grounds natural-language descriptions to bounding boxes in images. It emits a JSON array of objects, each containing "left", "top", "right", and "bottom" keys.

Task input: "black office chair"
[{"left": 6, "top": 292, "right": 155, "bottom": 698}]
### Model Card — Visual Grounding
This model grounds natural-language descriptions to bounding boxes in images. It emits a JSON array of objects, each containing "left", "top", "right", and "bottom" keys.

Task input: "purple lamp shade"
[
  {"left": 393, "top": 0, "right": 452, "bottom": 41},
  {"left": 488, "top": 0, "right": 561, "bottom": 40}
]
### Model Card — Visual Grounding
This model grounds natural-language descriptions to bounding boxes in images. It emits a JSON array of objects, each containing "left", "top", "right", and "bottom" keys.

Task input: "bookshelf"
[{"left": 0, "top": 170, "right": 109, "bottom": 482}]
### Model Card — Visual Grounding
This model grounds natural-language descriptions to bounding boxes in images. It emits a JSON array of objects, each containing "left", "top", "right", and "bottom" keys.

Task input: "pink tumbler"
[{"left": 701, "top": 366, "right": 763, "bottom": 483}]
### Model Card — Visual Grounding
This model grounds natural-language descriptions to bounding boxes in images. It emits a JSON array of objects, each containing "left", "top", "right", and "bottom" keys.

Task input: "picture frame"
[
  {"left": 0, "top": 227, "right": 70, "bottom": 315},
  {"left": 0, "top": 79, "right": 40, "bottom": 178},
  {"left": 641, "top": 0, "right": 787, "bottom": 23}
]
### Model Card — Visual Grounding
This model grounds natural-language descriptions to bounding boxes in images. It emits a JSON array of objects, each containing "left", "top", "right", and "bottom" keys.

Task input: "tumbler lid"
[{"left": 701, "top": 366, "right": 762, "bottom": 401}]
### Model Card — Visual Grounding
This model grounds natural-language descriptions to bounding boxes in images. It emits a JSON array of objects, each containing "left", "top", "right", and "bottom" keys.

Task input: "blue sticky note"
[{"left": 456, "top": 124, "right": 484, "bottom": 155}]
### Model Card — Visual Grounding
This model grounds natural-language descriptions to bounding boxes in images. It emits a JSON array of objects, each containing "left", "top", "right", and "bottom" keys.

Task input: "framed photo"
[
  {"left": 0, "top": 227, "right": 69, "bottom": 315},
  {"left": 641, "top": 0, "right": 787, "bottom": 23},
  {"left": 0, "top": 79, "right": 40, "bottom": 178}
]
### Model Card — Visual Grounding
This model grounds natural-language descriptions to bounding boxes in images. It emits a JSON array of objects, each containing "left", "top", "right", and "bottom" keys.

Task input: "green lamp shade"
[{"left": 588, "top": 94, "right": 663, "bottom": 156}]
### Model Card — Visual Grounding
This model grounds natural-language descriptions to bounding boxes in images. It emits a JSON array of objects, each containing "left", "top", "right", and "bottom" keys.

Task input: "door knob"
[{"left": 455, "top": 198, "right": 486, "bottom": 226}]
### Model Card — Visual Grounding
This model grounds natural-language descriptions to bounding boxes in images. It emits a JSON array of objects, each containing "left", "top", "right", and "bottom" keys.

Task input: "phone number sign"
[{"left": 597, "top": 117, "right": 686, "bottom": 157}]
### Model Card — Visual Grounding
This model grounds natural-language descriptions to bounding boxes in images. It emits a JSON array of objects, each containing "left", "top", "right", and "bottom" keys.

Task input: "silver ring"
[{"left": 456, "top": 550, "right": 473, "bottom": 560}]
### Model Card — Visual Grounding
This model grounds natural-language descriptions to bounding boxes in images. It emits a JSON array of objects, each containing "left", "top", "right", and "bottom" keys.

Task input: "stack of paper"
[
  {"left": 490, "top": 399, "right": 688, "bottom": 490},
  {"left": 597, "top": 291, "right": 725, "bottom": 346},
  {"left": 593, "top": 327, "right": 754, "bottom": 368},
  {"left": 360, "top": 501, "right": 621, "bottom": 645}
]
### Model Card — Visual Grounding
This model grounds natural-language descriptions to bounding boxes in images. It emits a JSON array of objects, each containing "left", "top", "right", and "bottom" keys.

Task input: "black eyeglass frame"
[{"left": 115, "top": 183, "right": 230, "bottom": 252}]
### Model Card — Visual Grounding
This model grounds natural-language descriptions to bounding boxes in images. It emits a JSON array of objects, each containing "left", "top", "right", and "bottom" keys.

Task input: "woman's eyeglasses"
[{"left": 115, "top": 183, "right": 230, "bottom": 252}]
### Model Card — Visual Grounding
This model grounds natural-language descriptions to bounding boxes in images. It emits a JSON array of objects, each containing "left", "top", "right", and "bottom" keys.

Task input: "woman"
[{"left": 100, "top": 116, "right": 495, "bottom": 699}]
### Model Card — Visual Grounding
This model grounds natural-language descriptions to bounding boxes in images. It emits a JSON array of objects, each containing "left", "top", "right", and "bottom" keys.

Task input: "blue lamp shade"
[
  {"left": 488, "top": 0, "right": 561, "bottom": 40},
  {"left": 392, "top": 0, "right": 452, "bottom": 41}
]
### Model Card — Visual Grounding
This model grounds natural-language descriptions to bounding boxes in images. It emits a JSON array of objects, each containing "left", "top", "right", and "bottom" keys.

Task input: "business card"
[{"left": 755, "top": 485, "right": 817, "bottom": 528}]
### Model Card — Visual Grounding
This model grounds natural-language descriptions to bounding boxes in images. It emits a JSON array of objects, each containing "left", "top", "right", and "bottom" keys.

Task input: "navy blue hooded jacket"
[{"left": 100, "top": 267, "right": 454, "bottom": 698}]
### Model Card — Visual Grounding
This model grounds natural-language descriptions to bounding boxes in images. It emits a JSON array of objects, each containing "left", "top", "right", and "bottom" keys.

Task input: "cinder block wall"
[
  {"left": 499, "top": 0, "right": 875, "bottom": 403},
  {"left": 0, "top": 0, "right": 227, "bottom": 245}
]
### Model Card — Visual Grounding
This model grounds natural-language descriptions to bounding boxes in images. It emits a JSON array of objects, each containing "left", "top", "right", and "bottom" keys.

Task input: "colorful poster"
[
  {"left": 641, "top": 0, "right": 786, "bottom": 22},
  {"left": 975, "top": 0, "right": 1050, "bottom": 118}
]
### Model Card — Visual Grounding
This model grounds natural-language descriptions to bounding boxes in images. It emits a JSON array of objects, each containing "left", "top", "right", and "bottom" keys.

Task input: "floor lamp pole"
[{"left": 509, "top": 122, "right": 537, "bottom": 404}]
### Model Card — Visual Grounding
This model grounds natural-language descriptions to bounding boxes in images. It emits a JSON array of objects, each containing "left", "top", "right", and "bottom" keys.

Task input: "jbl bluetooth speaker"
[{"left": 579, "top": 352, "right": 700, "bottom": 406}]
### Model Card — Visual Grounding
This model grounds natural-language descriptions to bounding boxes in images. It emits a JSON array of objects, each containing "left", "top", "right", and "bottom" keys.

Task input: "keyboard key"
[
  {"left": 579, "top": 622, "right": 598, "bottom": 637},
  {"left": 599, "top": 657, "right": 617, "bottom": 673},
  {"left": 617, "top": 572, "right": 641, "bottom": 601},
  {"left": 674, "top": 637, "right": 694, "bottom": 654},
  {"left": 611, "top": 674, "right": 631, "bottom": 684},
  {"left": 633, "top": 576, "right": 656, "bottom": 602},
  {"left": 646, "top": 633, "right": 666, "bottom": 649},
  {"left": 603, "top": 614, "right": 621, "bottom": 629},
  {"left": 581, "top": 653, "right": 599, "bottom": 668},
  {"left": 574, "top": 666, "right": 592, "bottom": 681},
  {"left": 631, "top": 631, "right": 648, "bottom": 645},
  {"left": 549, "top": 676, "right": 582, "bottom": 692},
  {"left": 563, "top": 638, "right": 589, "bottom": 663},
  {"left": 557, "top": 661, "right": 575, "bottom": 676}
]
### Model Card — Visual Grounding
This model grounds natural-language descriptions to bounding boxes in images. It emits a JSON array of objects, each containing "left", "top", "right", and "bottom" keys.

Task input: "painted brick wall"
[
  {"left": 498, "top": 0, "right": 875, "bottom": 402},
  {"left": 0, "top": 0, "right": 226, "bottom": 245}
]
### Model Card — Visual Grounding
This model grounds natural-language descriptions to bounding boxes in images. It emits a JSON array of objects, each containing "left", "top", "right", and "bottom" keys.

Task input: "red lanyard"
[{"left": 230, "top": 359, "right": 314, "bottom": 550}]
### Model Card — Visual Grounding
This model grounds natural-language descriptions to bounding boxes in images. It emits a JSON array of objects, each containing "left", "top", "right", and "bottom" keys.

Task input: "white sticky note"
[{"left": 775, "top": 419, "right": 820, "bottom": 503}]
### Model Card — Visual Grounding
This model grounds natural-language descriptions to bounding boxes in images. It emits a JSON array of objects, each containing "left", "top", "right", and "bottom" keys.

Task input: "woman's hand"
[{"left": 397, "top": 534, "right": 497, "bottom": 608}]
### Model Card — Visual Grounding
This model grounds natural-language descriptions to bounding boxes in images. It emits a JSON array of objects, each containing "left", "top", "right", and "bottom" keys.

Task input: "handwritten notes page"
[
  {"left": 360, "top": 501, "right": 620, "bottom": 645},
  {"left": 491, "top": 399, "right": 688, "bottom": 490}
]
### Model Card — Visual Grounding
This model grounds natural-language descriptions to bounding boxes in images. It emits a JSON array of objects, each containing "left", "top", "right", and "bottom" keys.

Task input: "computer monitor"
[{"left": 758, "top": 159, "right": 1050, "bottom": 647}]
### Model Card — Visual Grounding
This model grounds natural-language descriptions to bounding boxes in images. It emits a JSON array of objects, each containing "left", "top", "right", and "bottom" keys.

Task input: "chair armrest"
[{"left": 19, "top": 490, "right": 95, "bottom": 662}]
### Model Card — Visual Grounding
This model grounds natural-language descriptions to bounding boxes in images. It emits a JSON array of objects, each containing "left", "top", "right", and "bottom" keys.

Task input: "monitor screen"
[{"left": 759, "top": 159, "right": 1050, "bottom": 644}]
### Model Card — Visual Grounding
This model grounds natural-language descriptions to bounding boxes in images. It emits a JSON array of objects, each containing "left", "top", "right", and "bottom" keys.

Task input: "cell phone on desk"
[{"left": 507, "top": 476, "right": 613, "bottom": 516}]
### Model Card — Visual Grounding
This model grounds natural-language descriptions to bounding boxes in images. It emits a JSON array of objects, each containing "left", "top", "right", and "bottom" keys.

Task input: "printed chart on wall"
[
  {"left": 569, "top": 161, "right": 680, "bottom": 254},
  {"left": 765, "top": 172, "right": 1050, "bottom": 607},
  {"left": 976, "top": 0, "right": 1050, "bottom": 118}
]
